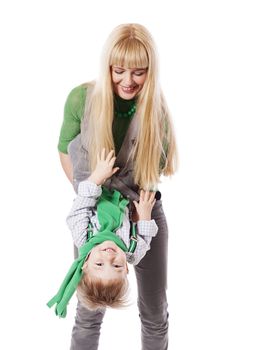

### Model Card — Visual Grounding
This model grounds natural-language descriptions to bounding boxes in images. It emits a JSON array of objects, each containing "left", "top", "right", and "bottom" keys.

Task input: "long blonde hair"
[{"left": 84, "top": 23, "right": 177, "bottom": 189}]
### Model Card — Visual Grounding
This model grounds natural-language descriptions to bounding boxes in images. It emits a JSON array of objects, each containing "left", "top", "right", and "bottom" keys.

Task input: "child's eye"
[
  {"left": 96, "top": 263, "right": 103, "bottom": 266},
  {"left": 113, "top": 264, "right": 122, "bottom": 268}
]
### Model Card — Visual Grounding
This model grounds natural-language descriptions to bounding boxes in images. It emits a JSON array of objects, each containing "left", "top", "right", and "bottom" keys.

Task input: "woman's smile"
[{"left": 111, "top": 66, "right": 148, "bottom": 100}]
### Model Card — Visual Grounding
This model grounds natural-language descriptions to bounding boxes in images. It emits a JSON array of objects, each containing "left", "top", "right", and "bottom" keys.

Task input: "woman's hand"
[
  {"left": 88, "top": 148, "right": 119, "bottom": 185},
  {"left": 133, "top": 190, "right": 156, "bottom": 221}
]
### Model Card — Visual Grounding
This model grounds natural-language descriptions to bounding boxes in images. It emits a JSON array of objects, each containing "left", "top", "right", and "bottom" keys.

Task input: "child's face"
[{"left": 83, "top": 241, "right": 128, "bottom": 280}]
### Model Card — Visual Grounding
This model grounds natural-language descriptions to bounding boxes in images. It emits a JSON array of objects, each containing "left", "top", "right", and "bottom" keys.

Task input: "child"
[{"left": 47, "top": 149, "right": 158, "bottom": 317}]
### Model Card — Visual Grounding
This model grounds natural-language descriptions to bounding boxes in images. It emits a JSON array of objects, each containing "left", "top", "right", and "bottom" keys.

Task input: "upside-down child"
[{"left": 47, "top": 149, "right": 158, "bottom": 317}]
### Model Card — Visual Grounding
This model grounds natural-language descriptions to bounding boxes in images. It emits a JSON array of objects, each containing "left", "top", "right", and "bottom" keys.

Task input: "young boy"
[{"left": 48, "top": 149, "right": 158, "bottom": 317}]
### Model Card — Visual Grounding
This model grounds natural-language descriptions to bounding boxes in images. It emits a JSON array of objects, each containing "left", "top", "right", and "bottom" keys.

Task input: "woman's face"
[{"left": 111, "top": 66, "right": 148, "bottom": 100}]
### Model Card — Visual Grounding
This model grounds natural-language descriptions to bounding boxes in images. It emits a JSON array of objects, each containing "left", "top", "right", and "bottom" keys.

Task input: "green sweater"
[{"left": 58, "top": 84, "right": 136, "bottom": 155}]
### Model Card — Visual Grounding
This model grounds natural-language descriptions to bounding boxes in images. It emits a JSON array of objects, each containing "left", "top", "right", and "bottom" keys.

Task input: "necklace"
[{"left": 114, "top": 103, "right": 136, "bottom": 118}]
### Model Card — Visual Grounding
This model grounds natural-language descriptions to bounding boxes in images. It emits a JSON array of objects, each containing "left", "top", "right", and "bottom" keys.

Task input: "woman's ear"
[{"left": 126, "top": 263, "right": 129, "bottom": 274}]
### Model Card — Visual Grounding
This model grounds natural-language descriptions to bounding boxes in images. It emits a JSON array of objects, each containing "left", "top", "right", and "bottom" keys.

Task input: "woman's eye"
[
  {"left": 114, "top": 71, "right": 123, "bottom": 74},
  {"left": 134, "top": 72, "right": 144, "bottom": 76}
]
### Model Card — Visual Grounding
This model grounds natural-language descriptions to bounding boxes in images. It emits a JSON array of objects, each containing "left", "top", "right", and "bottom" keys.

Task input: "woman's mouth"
[{"left": 121, "top": 85, "right": 137, "bottom": 93}]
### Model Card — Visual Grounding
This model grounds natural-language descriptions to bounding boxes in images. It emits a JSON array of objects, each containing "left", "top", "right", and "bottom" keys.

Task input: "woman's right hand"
[{"left": 88, "top": 148, "right": 119, "bottom": 185}]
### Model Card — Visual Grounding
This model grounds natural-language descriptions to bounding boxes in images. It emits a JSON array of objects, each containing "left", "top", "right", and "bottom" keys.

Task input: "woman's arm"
[
  {"left": 59, "top": 152, "right": 73, "bottom": 184},
  {"left": 58, "top": 85, "right": 89, "bottom": 183}
]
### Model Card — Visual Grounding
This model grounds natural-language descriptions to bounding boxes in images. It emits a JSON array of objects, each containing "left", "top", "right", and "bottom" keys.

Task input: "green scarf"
[{"left": 47, "top": 187, "right": 129, "bottom": 318}]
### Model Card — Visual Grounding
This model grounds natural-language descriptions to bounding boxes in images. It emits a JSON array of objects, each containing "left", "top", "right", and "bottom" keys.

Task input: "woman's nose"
[{"left": 123, "top": 72, "right": 133, "bottom": 86}]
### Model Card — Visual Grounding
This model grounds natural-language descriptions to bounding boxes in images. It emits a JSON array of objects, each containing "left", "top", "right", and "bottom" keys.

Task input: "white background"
[{"left": 0, "top": 0, "right": 263, "bottom": 349}]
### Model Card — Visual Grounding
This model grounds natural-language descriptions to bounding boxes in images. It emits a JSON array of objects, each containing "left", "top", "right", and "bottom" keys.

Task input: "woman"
[{"left": 58, "top": 23, "right": 177, "bottom": 350}]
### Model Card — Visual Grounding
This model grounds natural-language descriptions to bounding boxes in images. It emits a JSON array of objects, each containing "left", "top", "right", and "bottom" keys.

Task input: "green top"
[{"left": 58, "top": 84, "right": 136, "bottom": 155}]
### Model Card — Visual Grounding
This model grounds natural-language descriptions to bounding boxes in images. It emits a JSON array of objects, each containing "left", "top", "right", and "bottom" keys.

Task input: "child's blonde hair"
[
  {"left": 77, "top": 274, "right": 129, "bottom": 310},
  {"left": 83, "top": 23, "right": 177, "bottom": 189}
]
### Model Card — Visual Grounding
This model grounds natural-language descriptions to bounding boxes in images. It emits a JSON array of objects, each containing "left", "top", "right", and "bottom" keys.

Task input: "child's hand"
[
  {"left": 88, "top": 149, "right": 119, "bottom": 185},
  {"left": 133, "top": 190, "right": 156, "bottom": 221}
]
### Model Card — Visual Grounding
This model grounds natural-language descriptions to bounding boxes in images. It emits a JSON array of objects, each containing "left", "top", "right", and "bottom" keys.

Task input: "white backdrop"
[{"left": 0, "top": 1, "right": 263, "bottom": 349}]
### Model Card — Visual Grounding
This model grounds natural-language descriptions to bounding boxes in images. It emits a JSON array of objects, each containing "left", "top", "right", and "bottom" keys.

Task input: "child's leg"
[
  {"left": 134, "top": 203, "right": 169, "bottom": 350},
  {"left": 70, "top": 301, "right": 106, "bottom": 350}
]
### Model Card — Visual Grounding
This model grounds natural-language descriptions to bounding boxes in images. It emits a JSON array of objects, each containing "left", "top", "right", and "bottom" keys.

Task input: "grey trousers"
[{"left": 70, "top": 202, "right": 169, "bottom": 350}]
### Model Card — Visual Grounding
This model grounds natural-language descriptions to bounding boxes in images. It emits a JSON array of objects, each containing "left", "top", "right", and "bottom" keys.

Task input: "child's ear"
[{"left": 82, "top": 260, "right": 89, "bottom": 271}]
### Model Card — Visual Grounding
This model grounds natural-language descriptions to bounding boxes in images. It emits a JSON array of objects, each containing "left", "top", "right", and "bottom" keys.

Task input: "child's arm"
[
  {"left": 66, "top": 180, "right": 102, "bottom": 247},
  {"left": 133, "top": 190, "right": 156, "bottom": 221},
  {"left": 87, "top": 148, "right": 119, "bottom": 185},
  {"left": 129, "top": 191, "right": 158, "bottom": 264},
  {"left": 66, "top": 149, "right": 119, "bottom": 247}
]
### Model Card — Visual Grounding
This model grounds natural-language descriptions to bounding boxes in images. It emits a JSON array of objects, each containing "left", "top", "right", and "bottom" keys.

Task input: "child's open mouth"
[{"left": 103, "top": 248, "right": 116, "bottom": 253}]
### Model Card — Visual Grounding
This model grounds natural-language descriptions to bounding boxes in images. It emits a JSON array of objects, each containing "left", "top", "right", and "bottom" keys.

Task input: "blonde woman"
[{"left": 58, "top": 23, "right": 177, "bottom": 350}]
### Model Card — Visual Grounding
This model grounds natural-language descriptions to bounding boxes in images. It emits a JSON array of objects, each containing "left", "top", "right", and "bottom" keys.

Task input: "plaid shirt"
[{"left": 66, "top": 180, "right": 158, "bottom": 265}]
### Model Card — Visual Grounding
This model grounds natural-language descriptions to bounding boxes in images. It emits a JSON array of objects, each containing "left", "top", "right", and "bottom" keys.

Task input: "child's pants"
[{"left": 70, "top": 202, "right": 169, "bottom": 350}]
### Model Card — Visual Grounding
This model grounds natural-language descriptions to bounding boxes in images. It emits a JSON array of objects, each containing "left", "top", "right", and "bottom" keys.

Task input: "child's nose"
[{"left": 103, "top": 250, "right": 116, "bottom": 260}]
